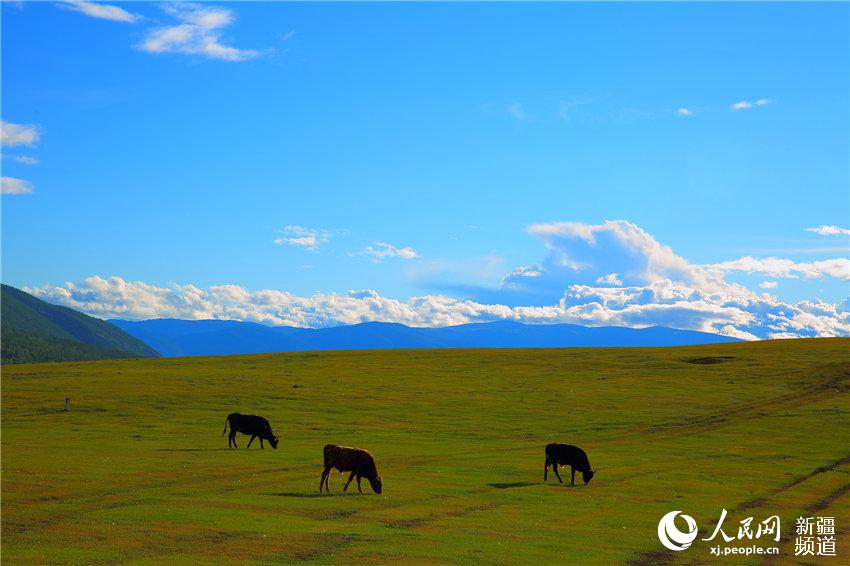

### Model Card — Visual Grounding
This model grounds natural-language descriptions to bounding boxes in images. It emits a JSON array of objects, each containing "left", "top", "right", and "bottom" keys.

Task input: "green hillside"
[
  {"left": 1, "top": 284, "right": 159, "bottom": 364},
  {"left": 2, "top": 339, "right": 848, "bottom": 564}
]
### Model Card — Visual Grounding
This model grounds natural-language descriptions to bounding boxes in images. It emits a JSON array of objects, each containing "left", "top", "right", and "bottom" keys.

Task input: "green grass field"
[{"left": 2, "top": 339, "right": 849, "bottom": 565}]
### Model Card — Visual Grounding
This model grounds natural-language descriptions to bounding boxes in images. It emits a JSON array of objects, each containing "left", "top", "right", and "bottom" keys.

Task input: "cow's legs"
[
  {"left": 229, "top": 431, "right": 238, "bottom": 448},
  {"left": 320, "top": 467, "right": 331, "bottom": 492},
  {"left": 247, "top": 435, "right": 256, "bottom": 448},
  {"left": 356, "top": 476, "right": 362, "bottom": 493},
  {"left": 551, "top": 462, "right": 564, "bottom": 483},
  {"left": 570, "top": 467, "right": 576, "bottom": 486},
  {"left": 343, "top": 471, "right": 356, "bottom": 492},
  {"left": 260, "top": 438, "right": 264, "bottom": 449},
  {"left": 544, "top": 457, "right": 550, "bottom": 481}
]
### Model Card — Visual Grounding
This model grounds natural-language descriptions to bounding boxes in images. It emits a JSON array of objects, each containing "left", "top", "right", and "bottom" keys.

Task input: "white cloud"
[
  {"left": 718, "top": 325, "right": 760, "bottom": 341},
  {"left": 61, "top": 1, "right": 139, "bottom": 23},
  {"left": 767, "top": 332, "right": 798, "bottom": 340},
  {"left": 24, "top": 275, "right": 850, "bottom": 340},
  {"left": 1, "top": 121, "right": 39, "bottom": 147},
  {"left": 515, "top": 220, "right": 732, "bottom": 296},
  {"left": 508, "top": 265, "right": 543, "bottom": 278},
  {"left": 273, "top": 225, "right": 330, "bottom": 251},
  {"left": 759, "top": 281, "right": 778, "bottom": 289},
  {"left": 1, "top": 177, "right": 34, "bottom": 195},
  {"left": 488, "top": 220, "right": 849, "bottom": 338},
  {"left": 707, "top": 256, "right": 850, "bottom": 281},
  {"left": 508, "top": 102, "right": 528, "bottom": 122},
  {"left": 731, "top": 99, "right": 771, "bottom": 112},
  {"left": 138, "top": 3, "right": 260, "bottom": 62},
  {"left": 352, "top": 242, "right": 419, "bottom": 263},
  {"left": 676, "top": 108, "right": 694, "bottom": 117},
  {"left": 596, "top": 273, "right": 623, "bottom": 286},
  {"left": 23, "top": 221, "right": 850, "bottom": 340},
  {"left": 1, "top": 154, "right": 39, "bottom": 165},
  {"left": 806, "top": 225, "right": 850, "bottom": 237}
]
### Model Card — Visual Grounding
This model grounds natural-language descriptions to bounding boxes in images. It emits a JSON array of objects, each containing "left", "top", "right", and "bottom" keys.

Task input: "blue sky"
[{"left": 2, "top": 1, "right": 848, "bottom": 338}]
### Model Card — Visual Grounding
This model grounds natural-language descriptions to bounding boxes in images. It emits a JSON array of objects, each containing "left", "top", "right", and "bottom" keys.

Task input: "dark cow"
[
  {"left": 319, "top": 444, "right": 383, "bottom": 494},
  {"left": 221, "top": 413, "right": 279, "bottom": 449},
  {"left": 544, "top": 443, "right": 596, "bottom": 485}
]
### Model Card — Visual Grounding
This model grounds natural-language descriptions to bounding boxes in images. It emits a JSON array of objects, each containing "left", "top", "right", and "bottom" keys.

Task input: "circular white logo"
[{"left": 658, "top": 511, "right": 699, "bottom": 551}]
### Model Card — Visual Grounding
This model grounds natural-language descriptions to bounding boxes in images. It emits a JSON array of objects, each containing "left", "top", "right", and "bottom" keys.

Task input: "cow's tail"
[{"left": 221, "top": 416, "right": 229, "bottom": 436}]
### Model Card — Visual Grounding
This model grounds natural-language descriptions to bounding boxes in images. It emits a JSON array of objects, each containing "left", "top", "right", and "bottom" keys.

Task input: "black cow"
[
  {"left": 544, "top": 443, "right": 596, "bottom": 485},
  {"left": 221, "top": 413, "right": 279, "bottom": 449}
]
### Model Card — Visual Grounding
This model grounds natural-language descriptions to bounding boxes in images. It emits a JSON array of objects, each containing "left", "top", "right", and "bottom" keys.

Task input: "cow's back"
[
  {"left": 232, "top": 414, "right": 270, "bottom": 433},
  {"left": 323, "top": 445, "right": 374, "bottom": 473},
  {"left": 546, "top": 443, "right": 589, "bottom": 468}
]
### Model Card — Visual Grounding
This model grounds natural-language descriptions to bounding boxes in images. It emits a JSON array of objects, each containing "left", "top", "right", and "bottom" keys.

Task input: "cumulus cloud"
[
  {"left": 759, "top": 281, "right": 778, "bottom": 289},
  {"left": 352, "top": 242, "right": 419, "bottom": 263},
  {"left": 485, "top": 220, "right": 848, "bottom": 338},
  {"left": 274, "top": 225, "right": 331, "bottom": 251},
  {"left": 23, "top": 221, "right": 850, "bottom": 340},
  {"left": 61, "top": 1, "right": 139, "bottom": 23},
  {"left": 26, "top": 276, "right": 509, "bottom": 328},
  {"left": 500, "top": 220, "right": 733, "bottom": 306},
  {"left": 138, "top": 3, "right": 260, "bottom": 62},
  {"left": 806, "top": 225, "right": 850, "bottom": 237},
  {"left": 1, "top": 177, "right": 34, "bottom": 195},
  {"left": 676, "top": 108, "right": 694, "bottom": 117},
  {"left": 707, "top": 257, "right": 850, "bottom": 281},
  {"left": 596, "top": 273, "right": 623, "bottom": 286},
  {"left": 1, "top": 121, "right": 39, "bottom": 147},
  {"left": 25, "top": 275, "right": 850, "bottom": 340}
]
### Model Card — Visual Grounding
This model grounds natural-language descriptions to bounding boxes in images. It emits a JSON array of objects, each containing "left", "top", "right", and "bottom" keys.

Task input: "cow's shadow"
[
  {"left": 269, "top": 492, "right": 358, "bottom": 498},
  {"left": 487, "top": 481, "right": 537, "bottom": 489},
  {"left": 157, "top": 448, "right": 233, "bottom": 452}
]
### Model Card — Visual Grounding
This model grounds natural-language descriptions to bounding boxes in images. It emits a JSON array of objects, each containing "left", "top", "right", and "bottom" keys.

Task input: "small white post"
[{"left": 64, "top": 397, "right": 71, "bottom": 412}]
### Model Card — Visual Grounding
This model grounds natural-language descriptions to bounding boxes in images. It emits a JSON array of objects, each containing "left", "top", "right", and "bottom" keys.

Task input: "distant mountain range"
[
  {"left": 0, "top": 282, "right": 742, "bottom": 363},
  {"left": 1, "top": 285, "right": 160, "bottom": 364},
  {"left": 109, "top": 318, "right": 741, "bottom": 357}
]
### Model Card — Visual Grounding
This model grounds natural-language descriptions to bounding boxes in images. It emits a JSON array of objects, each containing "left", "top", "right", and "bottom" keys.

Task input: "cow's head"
[
  {"left": 582, "top": 469, "right": 596, "bottom": 485},
  {"left": 369, "top": 474, "right": 383, "bottom": 494},
  {"left": 269, "top": 436, "right": 279, "bottom": 449}
]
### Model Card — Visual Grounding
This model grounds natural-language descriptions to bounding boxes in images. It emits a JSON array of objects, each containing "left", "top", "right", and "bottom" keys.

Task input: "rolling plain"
[{"left": 2, "top": 338, "right": 848, "bottom": 564}]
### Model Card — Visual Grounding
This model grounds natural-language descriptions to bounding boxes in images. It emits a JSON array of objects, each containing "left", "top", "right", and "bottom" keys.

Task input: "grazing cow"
[
  {"left": 221, "top": 413, "right": 279, "bottom": 449},
  {"left": 544, "top": 443, "right": 596, "bottom": 485},
  {"left": 319, "top": 444, "right": 383, "bottom": 494}
]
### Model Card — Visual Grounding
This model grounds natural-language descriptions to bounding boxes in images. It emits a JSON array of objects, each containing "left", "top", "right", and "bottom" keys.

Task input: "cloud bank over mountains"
[{"left": 26, "top": 221, "right": 849, "bottom": 340}]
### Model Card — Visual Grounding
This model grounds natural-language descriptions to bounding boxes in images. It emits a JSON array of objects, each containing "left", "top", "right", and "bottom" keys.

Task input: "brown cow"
[{"left": 319, "top": 444, "right": 383, "bottom": 494}]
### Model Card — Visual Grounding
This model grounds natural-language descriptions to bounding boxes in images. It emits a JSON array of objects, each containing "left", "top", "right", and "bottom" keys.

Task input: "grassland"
[{"left": 2, "top": 338, "right": 848, "bottom": 565}]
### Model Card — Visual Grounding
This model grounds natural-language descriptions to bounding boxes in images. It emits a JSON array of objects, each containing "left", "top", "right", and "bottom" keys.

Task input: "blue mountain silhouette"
[{"left": 108, "top": 318, "right": 740, "bottom": 357}]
